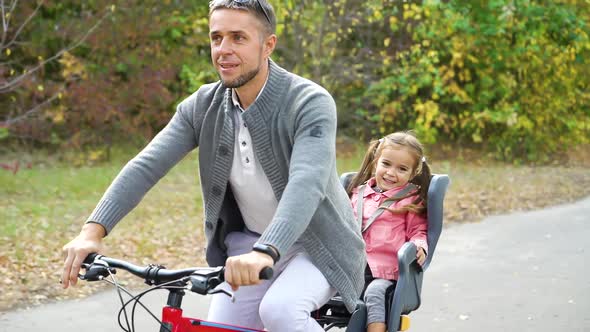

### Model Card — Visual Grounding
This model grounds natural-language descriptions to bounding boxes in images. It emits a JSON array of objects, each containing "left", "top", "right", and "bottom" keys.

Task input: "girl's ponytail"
[
  {"left": 410, "top": 158, "right": 432, "bottom": 212},
  {"left": 346, "top": 139, "right": 381, "bottom": 196}
]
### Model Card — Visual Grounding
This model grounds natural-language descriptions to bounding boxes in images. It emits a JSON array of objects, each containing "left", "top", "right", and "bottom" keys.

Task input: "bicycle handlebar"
[{"left": 81, "top": 253, "right": 274, "bottom": 292}]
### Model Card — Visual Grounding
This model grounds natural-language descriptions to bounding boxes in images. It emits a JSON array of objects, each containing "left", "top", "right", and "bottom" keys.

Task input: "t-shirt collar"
[{"left": 231, "top": 72, "right": 269, "bottom": 112}]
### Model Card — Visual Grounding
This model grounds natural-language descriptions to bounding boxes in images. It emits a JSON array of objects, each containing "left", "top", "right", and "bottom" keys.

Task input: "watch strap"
[{"left": 252, "top": 243, "right": 280, "bottom": 264}]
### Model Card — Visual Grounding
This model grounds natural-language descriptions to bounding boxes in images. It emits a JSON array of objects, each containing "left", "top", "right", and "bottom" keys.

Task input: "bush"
[
  {"left": 2, "top": 0, "right": 589, "bottom": 163},
  {"left": 361, "top": 0, "right": 590, "bottom": 162}
]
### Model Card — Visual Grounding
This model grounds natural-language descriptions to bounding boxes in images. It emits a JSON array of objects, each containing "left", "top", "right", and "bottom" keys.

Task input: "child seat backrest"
[{"left": 423, "top": 173, "right": 449, "bottom": 269}]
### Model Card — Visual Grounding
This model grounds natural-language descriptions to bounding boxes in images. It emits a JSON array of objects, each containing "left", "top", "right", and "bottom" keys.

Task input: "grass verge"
[{"left": 1, "top": 143, "right": 589, "bottom": 311}]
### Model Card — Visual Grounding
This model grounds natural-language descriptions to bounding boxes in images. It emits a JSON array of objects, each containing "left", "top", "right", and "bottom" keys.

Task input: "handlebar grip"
[
  {"left": 83, "top": 252, "right": 100, "bottom": 264},
  {"left": 259, "top": 266, "right": 274, "bottom": 280}
]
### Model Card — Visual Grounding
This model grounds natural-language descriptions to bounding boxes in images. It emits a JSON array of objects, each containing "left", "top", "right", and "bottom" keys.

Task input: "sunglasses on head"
[{"left": 232, "top": 0, "right": 271, "bottom": 25}]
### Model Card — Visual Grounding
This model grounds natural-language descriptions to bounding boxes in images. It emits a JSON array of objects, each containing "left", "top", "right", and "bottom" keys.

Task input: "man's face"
[{"left": 209, "top": 9, "right": 269, "bottom": 88}]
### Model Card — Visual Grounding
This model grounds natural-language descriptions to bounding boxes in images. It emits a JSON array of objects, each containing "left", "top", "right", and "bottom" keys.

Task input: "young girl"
[{"left": 347, "top": 131, "right": 432, "bottom": 332}]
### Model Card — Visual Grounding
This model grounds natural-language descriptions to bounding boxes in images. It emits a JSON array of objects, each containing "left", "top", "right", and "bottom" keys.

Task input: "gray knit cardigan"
[{"left": 87, "top": 60, "right": 366, "bottom": 312}]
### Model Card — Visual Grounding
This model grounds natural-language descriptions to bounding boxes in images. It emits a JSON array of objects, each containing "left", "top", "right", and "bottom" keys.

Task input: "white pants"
[{"left": 207, "top": 230, "right": 337, "bottom": 331}]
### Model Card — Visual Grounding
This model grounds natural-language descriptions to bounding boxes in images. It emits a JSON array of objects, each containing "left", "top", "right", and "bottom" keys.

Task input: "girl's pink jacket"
[{"left": 351, "top": 178, "right": 428, "bottom": 280}]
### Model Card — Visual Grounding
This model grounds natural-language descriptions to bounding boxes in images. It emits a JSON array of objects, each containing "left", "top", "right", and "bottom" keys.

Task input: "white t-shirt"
[{"left": 228, "top": 87, "right": 278, "bottom": 234}]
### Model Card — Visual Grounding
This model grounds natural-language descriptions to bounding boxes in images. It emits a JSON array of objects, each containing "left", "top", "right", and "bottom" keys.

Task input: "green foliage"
[
  {"left": 362, "top": 0, "right": 590, "bottom": 161},
  {"left": 1, "top": 1, "right": 209, "bottom": 154},
  {"left": 53, "top": 1, "right": 209, "bottom": 150},
  {"left": 0, "top": 127, "right": 8, "bottom": 140},
  {"left": 1, "top": 0, "right": 589, "bottom": 162}
]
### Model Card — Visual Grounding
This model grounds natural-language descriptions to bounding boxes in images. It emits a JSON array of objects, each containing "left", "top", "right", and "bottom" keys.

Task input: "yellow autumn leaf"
[
  {"left": 88, "top": 150, "right": 105, "bottom": 162},
  {"left": 374, "top": 10, "right": 383, "bottom": 21},
  {"left": 384, "top": 38, "right": 391, "bottom": 47},
  {"left": 5, "top": 48, "right": 11, "bottom": 56},
  {"left": 59, "top": 51, "right": 87, "bottom": 80},
  {"left": 53, "top": 111, "right": 64, "bottom": 124},
  {"left": 472, "top": 133, "right": 482, "bottom": 143},
  {"left": 467, "top": 54, "right": 479, "bottom": 64}
]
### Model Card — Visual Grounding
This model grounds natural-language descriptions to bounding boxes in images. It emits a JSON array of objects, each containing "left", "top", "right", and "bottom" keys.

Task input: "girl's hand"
[{"left": 416, "top": 247, "right": 427, "bottom": 266}]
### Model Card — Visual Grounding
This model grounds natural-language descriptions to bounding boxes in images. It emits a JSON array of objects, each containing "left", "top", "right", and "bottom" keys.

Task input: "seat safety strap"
[{"left": 358, "top": 183, "right": 418, "bottom": 233}]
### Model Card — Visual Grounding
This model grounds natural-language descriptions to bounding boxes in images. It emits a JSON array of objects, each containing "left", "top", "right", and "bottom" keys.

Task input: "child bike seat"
[{"left": 316, "top": 172, "right": 450, "bottom": 331}]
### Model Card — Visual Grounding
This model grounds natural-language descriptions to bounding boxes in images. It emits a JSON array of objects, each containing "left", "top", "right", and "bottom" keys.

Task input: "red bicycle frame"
[{"left": 161, "top": 306, "right": 264, "bottom": 332}]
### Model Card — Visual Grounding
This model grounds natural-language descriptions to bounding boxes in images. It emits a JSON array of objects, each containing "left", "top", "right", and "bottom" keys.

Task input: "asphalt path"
[{"left": 1, "top": 196, "right": 588, "bottom": 331}]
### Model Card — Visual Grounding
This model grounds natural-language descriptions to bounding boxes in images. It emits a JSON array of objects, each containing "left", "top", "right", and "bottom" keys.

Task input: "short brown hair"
[{"left": 209, "top": 0, "right": 276, "bottom": 36}]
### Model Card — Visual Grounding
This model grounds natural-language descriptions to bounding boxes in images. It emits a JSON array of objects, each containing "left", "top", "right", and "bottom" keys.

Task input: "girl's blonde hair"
[{"left": 346, "top": 131, "right": 432, "bottom": 215}]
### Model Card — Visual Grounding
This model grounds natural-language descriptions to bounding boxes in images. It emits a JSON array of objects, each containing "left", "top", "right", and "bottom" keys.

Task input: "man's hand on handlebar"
[
  {"left": 224, "top": 251, "right": 274, "bottom": 291},
  {"left": 61, "top": 223, "right": 106, "bottom": 288}
]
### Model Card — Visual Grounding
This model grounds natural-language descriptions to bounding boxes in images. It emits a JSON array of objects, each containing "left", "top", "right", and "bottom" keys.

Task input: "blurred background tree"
[
  {"left": 0, "top": 1, "right": 111, "bottom": 148},
  {"left": 1, "top": 0, "right": 589, "bottom": 163}
]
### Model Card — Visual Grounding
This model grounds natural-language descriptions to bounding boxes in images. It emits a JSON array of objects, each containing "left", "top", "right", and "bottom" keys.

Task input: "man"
[{"left": 61, "top": 0, "right": 365, "bottom": 330}]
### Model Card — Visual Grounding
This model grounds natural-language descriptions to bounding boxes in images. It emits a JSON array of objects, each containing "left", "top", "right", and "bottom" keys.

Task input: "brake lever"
[
  {"left": 189, "top": 270, "right": 234, "bottom": 302},
  {"left": 79, "top": 259, "right": 116, "bottom": 281},
  {"left": 208, "top": 288, "right": 235, "bottom": 303},
  {"left": 188, "top": 267, "right": 224, "bottom": 294}
]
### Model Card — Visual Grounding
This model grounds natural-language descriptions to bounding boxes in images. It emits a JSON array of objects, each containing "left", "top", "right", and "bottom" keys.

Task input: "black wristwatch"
[{"left": 252, "top": 243, "right": 280, "bottom": 264}]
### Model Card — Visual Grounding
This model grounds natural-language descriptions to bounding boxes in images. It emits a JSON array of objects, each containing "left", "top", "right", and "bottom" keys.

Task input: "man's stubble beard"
[{"left": 220, "top": 66, "right": 260, "bottom": 88}]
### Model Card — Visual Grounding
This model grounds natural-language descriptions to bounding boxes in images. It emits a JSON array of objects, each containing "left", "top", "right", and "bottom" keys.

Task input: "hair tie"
[
  {"left": 422, "top": 156, "right": 427, "bottom": 163},
  {"left": 378, "top": 138, "right": 384, "bottom": 143}
]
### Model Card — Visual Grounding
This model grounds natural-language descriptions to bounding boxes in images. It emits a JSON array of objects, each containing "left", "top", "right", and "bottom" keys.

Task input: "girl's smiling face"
[{"left": 374, "top": 146, "right": 417, "bottom": 191}]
